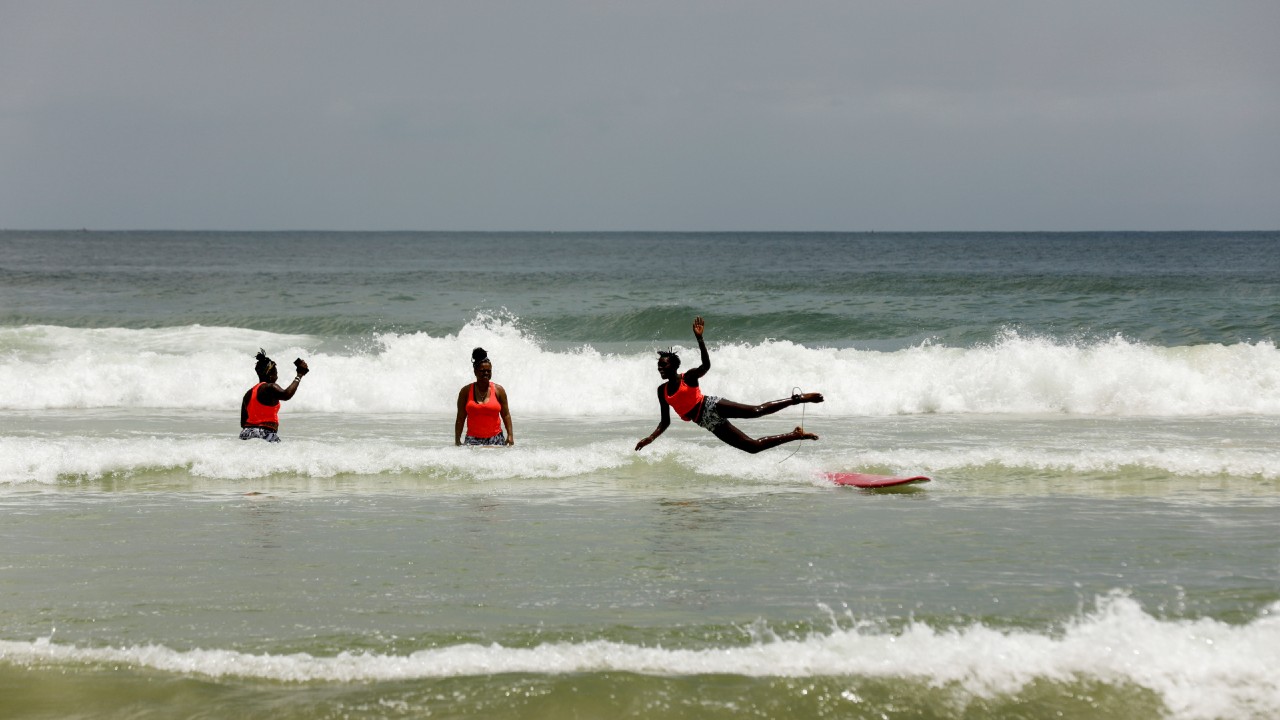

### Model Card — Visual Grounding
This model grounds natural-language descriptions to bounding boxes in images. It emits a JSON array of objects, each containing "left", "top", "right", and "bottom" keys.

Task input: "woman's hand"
[
  {"left": 635, "top": 436, "right": 653, "bottom": 451},
  {"left": 692, "top": 316, "right": 704, "bottom": 338}
]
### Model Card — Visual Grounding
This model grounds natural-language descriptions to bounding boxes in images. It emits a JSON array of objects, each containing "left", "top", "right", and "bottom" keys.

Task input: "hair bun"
[
  {"left": 254, "top": 349, "right": 275, "bottom": 376},
  {"left": 471, "top": 347, "right": 488, "bottom": 363}
]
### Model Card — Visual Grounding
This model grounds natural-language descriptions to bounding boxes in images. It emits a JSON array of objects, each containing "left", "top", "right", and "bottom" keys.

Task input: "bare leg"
[
  {"left": 711, "top": 422, "right": 818, "bottom": 454},
  {"left": 715, "top": 393, "right": 823, "bottom": 420}
]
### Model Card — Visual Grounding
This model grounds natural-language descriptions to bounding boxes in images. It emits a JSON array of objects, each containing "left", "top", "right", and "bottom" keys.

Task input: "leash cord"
[{"left": 777, "top": 386, "right": 805, "bottom": 464}]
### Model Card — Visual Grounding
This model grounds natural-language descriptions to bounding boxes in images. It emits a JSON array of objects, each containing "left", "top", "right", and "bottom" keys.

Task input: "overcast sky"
[{"left": 2, "top": 1, "right": 1277, "bottom": 231}]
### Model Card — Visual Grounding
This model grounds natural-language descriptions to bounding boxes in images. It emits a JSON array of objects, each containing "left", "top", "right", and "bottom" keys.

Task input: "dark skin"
[
  {"left": 455, "top": 360, "right": 515, "bottom": 446},
  {"left": 635, "top": 316, "right": 823, "bottom": 454},
  {"left": 240, "top": 358, "right": 308, "bottom": 430}
]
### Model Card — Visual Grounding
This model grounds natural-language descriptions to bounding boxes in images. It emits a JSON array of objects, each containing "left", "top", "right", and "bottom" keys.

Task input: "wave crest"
[
  {"left": 1, "top": 322, "right": 1278, "bottom": 416},
  {"left": 3, "top": 595, "right": 1276, "bottom": 719}
]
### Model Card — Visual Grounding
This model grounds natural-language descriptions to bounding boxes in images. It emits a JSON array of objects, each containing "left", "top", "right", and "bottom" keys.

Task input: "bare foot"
[
  {"left": 794, "top": 426, "right": 819, "bottom": 441},
  {"left": 792, "top": 392, "right": 824, "bottom": 404}
]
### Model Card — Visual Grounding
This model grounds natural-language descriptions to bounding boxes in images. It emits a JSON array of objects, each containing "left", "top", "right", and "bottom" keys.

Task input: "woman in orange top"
[
  {"left": 240, "top": 349, "right": 308, "bottom": 442},
  {"left": 635, "top": 316, "right": 822, "bottom": 454},
  {"left": 455, "top": 347, "right": 514, "bottom": 446}
]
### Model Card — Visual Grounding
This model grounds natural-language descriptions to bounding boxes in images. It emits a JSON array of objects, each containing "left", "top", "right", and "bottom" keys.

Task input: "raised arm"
[
  {"left": 682, "top": 316, "right": 711, "bottom": 383},
  {"left": 275, "top": 378, "right": 302, "bottom": 402},
  {"left": 262, "top": 358, "right": 308, "bottom": 403},
  {"left": 258, "top": 374, "right": 305, "bottom": 405}
]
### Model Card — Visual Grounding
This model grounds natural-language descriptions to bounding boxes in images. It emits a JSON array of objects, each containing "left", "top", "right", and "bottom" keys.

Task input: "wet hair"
[
  {"left": 472, "top": 347, "right": 490, "bottom": 368},
  {"left": 657, "top": 349, "right": 680, "bottom": 370},
  {"left": 254, "top": 349, "right": 276, "bottom": 379}
]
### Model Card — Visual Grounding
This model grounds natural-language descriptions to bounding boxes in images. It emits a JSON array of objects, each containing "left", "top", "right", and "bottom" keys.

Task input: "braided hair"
[{"left": 254, "top": 349, "right": 276, "bottom": 380}]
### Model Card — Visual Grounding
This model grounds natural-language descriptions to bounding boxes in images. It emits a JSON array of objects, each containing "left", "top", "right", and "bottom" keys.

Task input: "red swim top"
[
  {"left": 466, "top": 382, "right": 503, "bottom": 438},
  {"left": 664, "top": 374, "right": 704, "bottom": 422},
  {"left": 243, "top": 383, "right": 280, "bottom": 431}
]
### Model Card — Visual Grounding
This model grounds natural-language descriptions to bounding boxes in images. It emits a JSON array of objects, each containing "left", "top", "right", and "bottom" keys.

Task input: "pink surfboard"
[{"left": 823, "top": 472, "right": 931, "bottom": 488}]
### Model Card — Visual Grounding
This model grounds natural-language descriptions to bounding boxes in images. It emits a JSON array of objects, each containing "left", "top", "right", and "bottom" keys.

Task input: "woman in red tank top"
[
  {"left": 635, "top": 316, "right": 824, "bottom": 454},
  {"left": 240, "top": 349, "right": 309, "bottom": 442},
  {"left": 454, "top": 347, "right": 515, "bottom": 446}
]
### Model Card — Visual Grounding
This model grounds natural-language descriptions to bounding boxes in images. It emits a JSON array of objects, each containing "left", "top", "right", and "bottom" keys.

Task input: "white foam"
[
  {"left": 2, "top": 322, "right": 1279, "bottom": 416},
  {"left": 851, "top": 446, "right": 1280, "bottom": 481},
  {"left": 2, "top": 596, "right": 1276, "bottom": 719},
  {"left": 5, "top": 426, "right": 1280, "bottom": 485},
  {"left": 0, "top": 436, "right": 631, "bottom": 484}
]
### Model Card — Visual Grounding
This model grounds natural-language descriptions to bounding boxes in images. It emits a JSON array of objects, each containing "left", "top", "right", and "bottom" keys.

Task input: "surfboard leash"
[{"left": 777, "top": 386, "right": 806, "bottom": 464}]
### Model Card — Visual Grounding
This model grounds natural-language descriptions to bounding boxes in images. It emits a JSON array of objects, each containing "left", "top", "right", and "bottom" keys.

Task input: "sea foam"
[
  {"left": 5, "top": 431, "right": 1280, "bottom": 485},
  {"left": 2, "top": 321, "right": 1279, "bottom": 416},
  {"left": 2, "top": 595, "right": 1276, "bottom": 720}
]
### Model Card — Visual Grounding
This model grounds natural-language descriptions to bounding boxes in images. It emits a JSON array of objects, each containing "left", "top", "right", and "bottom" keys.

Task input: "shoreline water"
[{"left": 2, "top": 231, "right": 1278, "bottom": 718}]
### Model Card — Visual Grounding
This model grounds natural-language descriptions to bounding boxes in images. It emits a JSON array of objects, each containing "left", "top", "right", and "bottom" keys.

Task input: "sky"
[{"left": 2, "top": 1, "right": 1278, "bottom": 231}]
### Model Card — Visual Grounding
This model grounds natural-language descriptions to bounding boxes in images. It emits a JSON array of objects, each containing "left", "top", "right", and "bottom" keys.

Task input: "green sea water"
[{"left": 2, "top": 231, "right": 1279, "bottom": 719}]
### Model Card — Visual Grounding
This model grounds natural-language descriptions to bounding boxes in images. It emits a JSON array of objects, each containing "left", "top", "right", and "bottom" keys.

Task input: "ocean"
[{"left": 1, "top": 230, "right": 1278, "bottom": 719}]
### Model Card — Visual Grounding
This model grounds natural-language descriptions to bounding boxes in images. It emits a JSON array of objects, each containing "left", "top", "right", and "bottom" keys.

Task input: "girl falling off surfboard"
[{"left": 635, "top": 316, "right": 823, "bottom": 454}]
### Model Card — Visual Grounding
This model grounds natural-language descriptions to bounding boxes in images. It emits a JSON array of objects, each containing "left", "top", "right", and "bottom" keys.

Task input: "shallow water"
[{"left": 2, "top": 231, "right": 1279, "bottom": 718}]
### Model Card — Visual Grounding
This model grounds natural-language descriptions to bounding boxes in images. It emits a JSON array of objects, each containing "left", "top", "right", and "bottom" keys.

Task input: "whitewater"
[
  {"left": 4, "top": 321, "right": 1279, "bottom": 416},
  {"left": 3, "top": 231, "right": 1278, "bottom": 720},
  {"left": 4, "top": 595, "right": 1278, "bottom": 720}
]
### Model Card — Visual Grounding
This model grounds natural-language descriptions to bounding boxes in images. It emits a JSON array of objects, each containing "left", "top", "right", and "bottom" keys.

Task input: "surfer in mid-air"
[{"left": 635, "top": 316, "right": 823, "bottom": 454}]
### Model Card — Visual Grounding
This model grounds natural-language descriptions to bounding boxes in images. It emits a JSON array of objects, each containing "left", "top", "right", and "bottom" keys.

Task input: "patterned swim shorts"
[
  {"left": 695, "top": 396, "right": 725, "bottom": 431},
  {"left": 464, "top": 433, "right": 507, "bottom": 446},
  {"left": 239, "top": 427, "right": 281, "bottom": 443}
]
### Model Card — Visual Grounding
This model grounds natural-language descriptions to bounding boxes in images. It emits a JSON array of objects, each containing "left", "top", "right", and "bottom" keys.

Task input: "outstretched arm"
[
  {"left": 635, "top": 386, "right": 672, "bottom": 451},
  {"left": 683, "top": 316, "right": 711, "bottom": 383}
]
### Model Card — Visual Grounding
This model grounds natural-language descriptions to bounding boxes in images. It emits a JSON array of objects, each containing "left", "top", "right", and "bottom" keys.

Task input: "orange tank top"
[
  {"left": 664, "top": 374, "right": 704, "bottom": 422},
  {"left": 466, "top": 382, "right": 503, "bottom": 438},
  {"left": 244, "top": 383, "right": 280, "bottom": 431}
]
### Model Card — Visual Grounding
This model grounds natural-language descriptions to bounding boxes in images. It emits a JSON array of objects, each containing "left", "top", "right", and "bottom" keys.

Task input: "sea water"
[{"left": 1, "top": 231, "right": 1278, "bottom": 719}]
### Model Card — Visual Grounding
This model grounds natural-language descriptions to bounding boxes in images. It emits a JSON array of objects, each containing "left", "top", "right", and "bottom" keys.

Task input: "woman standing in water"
[
  {"left": 240, "top": 349, "right": 308, "bottom": 442},
  {"left": 635, "top": 316, "right": 822, "bottom": 454},
  {"left": 455, "top": 347, "right": 515, "bottom": 446}
]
